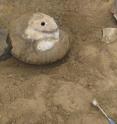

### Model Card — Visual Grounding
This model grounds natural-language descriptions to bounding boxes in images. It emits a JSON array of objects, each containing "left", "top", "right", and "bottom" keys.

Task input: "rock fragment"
[
  {"left": 102, "top": 28, "right": 117, "bottom": 44},
  {"left": 0, "top": 28, "right": 11, "bottom": 60},
  {"left": 112, "top": 0, "right": 117, "bottom": 20}
]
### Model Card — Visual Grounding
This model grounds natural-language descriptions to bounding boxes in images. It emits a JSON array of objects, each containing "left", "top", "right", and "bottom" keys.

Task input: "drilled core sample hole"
[{"left": 41, "top": 22, "right": 46, "bottom": 26}]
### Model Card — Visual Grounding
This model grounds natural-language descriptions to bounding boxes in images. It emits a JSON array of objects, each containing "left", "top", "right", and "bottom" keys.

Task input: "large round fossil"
[{"left": 9, "top": 12, "right": 70, "bottom": 64}]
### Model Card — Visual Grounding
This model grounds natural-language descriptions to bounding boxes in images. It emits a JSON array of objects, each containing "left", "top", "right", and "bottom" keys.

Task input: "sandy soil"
[{"left": 0, "top": 0, "right": 117, "bottom": 123}]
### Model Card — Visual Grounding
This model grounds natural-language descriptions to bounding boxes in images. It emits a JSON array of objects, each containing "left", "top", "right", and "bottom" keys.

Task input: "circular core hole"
[{"left": 41, "top": 22, "right": 46, "bottom": 26}]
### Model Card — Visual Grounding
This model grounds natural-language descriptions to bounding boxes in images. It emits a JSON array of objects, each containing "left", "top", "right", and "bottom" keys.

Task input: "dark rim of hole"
[{"left": 41, "top": 22, "right": 46, "bottom": 26}]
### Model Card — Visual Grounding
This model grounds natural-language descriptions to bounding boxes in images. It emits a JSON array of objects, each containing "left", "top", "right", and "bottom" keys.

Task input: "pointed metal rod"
[{"left": 92, "top": 99, "right": 116, "bottom": 124}]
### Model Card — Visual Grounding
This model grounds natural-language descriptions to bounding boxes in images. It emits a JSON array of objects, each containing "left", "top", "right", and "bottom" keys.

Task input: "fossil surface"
[{"left": 10, "top": 12, "right": 70, "bottom": 65}]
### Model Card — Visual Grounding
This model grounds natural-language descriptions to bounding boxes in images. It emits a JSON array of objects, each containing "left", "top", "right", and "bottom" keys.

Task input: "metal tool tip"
[{"left": 92, "top": 99, "right": 98, "bottom": 106}]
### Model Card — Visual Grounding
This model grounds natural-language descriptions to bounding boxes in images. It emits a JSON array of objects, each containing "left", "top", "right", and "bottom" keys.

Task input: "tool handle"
[{"left": 109, "top": 118, "right": 116, "bottom": 124}]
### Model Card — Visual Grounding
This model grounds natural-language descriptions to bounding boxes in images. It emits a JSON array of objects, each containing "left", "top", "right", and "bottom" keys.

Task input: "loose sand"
[{"left": 0, "top": 0, "right": 117, "bottom": 123}]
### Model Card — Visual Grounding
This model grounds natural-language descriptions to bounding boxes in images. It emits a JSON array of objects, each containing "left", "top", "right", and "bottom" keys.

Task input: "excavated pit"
[{"left": 0, "top": 0, "right": 117, "bottom": 124}]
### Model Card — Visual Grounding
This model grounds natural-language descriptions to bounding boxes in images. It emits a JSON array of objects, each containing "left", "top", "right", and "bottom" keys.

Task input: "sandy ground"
[{"left": 0, "top": 0, "right": 117, "bottom": 123}]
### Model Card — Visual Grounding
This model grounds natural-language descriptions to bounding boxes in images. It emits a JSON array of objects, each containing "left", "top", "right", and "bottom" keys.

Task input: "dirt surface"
[{"left": 0, "top": 0, "right": 117, "bottom": 124}]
